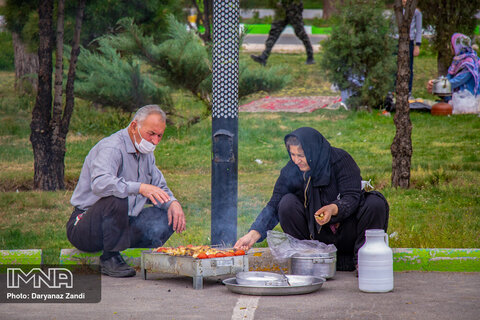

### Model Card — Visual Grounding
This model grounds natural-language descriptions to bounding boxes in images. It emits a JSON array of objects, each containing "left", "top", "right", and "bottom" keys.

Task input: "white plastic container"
[{"left": 358, "top": 229, "right": 394, "bottom": 293}]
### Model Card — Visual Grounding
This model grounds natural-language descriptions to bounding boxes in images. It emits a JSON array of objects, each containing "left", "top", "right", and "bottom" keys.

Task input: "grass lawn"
[{"left": 0, "top": 52, "right": 479, "bottom": 264}]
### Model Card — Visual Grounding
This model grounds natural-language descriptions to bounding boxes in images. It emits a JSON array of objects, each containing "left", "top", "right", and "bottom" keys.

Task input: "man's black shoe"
[
  {"left": 250, "top": 54, "right": 266, "bottom": 66},
  {"left": 100, "top": 254, "right": 136, "bottom": 278},
  {"left": 305, "top": 57, "right": 316, "bottom": 65}
]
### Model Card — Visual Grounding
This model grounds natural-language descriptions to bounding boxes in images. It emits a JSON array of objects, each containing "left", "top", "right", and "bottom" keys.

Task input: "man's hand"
[
  {"left": 167, "top": 201, "right": 186, "bottom": 233},
  {"left": 314, "top": 204, "right": 338, "bottom": 225},
  {"left": 413, "top": 45, "right": 420, "bottom": 57},
  {"left": 234, "top": 230, "right": 261, "bottom": 251},
  {"left": 139, "top": 183, "right": 170, "bottom": 205}
]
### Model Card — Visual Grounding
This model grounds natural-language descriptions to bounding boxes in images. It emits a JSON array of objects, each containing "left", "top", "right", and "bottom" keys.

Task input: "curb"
[
  {"left": 1, "top": 248, "right": 479, "bottom": 272},
  {"left": 393, "top": 248, "right": 480, "bottom": 272},
  {"left": 247, "top": 248, "right": 480, "bottom": 272},
  {"left": 59, "top": 248, "right": 144, "bottom": 267},
  {"left": 0, "top": 249, "right": 43, "bottom": 264}
]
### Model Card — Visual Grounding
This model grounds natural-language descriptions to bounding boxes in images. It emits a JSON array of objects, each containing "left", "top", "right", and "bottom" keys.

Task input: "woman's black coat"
[{"left": 250, "top": 127, "right": 363, "bottom": 241}]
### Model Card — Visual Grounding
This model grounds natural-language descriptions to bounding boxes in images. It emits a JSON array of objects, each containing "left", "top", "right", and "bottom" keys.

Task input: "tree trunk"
[
  {"left": 436, "top": 28, "right": 453, "bottom": 76},
  {"left": 62, "top": 0, "right": 86, "bottom": 137},
  {"left": 52, "top": 0, "right": 65, "bottom": 128},
  {"left": 11, "top": 32, "right": 38, "bottom": 93},
  {"left": 30, "top": 0, "right": 85, "bottom": 191},
  {"left": 30, "top": 0, "right": 60, "bottom": 190},
  {"left": 322, "top": 0, "right": 335, "bottom": 19},
  {"left": 191, "top": 0, "right": 212, "bottom": 44},
  {"left": 391, "top": 0, "right": 417, "bottom": 188},
  {"left": 202, "top": 0, "right": 212, "bottom": 43}
]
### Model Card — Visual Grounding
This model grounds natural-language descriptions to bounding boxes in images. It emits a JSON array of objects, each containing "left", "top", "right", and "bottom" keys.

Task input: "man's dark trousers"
[{"left": 66, "top": 196, "right": 174, "bottom": 253}]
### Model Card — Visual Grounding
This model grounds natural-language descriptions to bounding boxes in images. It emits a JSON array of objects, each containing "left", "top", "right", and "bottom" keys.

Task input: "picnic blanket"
[{"left": 239, "top": 96, "right": 343, "bottom": 113}]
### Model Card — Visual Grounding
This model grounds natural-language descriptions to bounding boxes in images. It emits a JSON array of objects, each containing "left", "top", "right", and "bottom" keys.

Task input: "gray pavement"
[
  {"left": 242, "top": 34, "right": 325, "bottom": 53},
  {"left": 1, "top": 271, "right": 479, "bottom": 320},
  {"left": 243, "top": 34, "right": 326, "bottom": 46}
]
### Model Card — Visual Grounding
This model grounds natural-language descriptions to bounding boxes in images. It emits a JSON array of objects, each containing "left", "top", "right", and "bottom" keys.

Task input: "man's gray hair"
[{"left": 131, "top": 105, "right": 166, "bottom": 126}]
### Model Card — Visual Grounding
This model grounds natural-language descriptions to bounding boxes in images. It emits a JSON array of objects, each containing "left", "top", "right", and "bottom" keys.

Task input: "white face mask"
[{"left": 134, "top": 126, "right": 156, "bottom": 154}]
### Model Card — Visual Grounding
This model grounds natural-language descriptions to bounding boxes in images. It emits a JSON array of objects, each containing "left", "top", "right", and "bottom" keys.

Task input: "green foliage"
[
  {"left": 0, "top": 32, "right": 15, "bottom": 71},
  {"left": 76, "top": 15, "right": 289, "bottom": 117},
  {"left": 0, "top": 0, "right": 37, "bottom": 35},
  {"left": 319, "top": 0, "right": 396, "bottom": 109},
  {"left": 1, "top": 0, "right": 183, "bottom": 52},
  {"left": 96, "top": 15, "right": 212, "bottom": 97},
  {"left": 143, "top": 16, "right": 212, "bottom": 97},
  {"left": 74, "top": 41, "right": 173, "bottom": 113},
  {"left": 69, "top": 100, "right": 133, "bottom": 136},
  {"left": 19, "top": 10, "right": 39, "bottom": 52}
]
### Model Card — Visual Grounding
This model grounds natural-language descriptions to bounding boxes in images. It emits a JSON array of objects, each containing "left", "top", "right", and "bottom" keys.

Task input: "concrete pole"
[{"left": 211, "top": 0, "right": 239, "bottom": 246}]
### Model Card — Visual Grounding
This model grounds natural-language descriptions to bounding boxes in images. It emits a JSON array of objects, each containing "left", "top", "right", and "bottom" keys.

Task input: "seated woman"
[
  {"left": 427, "top": 33, "right": 480, "bottom": 100},
  {"left": 234, "top": 127, "right": 389, "bottom": 271}
]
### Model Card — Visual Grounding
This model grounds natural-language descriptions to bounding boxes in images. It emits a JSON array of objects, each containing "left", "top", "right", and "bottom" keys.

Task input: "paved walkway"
[
  {"left": 243, "top": 34, "right": 326, "bottom": 53},
  {"left": 1, "top": 271, "right": 479, "bottom": 319}
]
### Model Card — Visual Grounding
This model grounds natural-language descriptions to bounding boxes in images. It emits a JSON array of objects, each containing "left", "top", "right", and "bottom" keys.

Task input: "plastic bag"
[
  {"left": 266, "top": 230, "right": 337, "bottom": 263},
  {"left": 452, "top": 90, "right": 480, "bottom": 114}
]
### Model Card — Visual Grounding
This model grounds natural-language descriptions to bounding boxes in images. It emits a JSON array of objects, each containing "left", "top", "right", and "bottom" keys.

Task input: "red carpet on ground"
[{"left": 239, "top": 96, "right": 342, "bottom": 113}]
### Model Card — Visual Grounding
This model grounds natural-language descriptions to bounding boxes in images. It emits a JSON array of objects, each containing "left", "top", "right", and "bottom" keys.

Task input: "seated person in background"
[
  {"left": 234, "top": 127, "right": 389, "bottom": 271},
  {"left": 67, "top": 105, "right": 186, "bottom": 278},
  {"left": 427, "top": 33, "right": 480, "bottom": 99}
]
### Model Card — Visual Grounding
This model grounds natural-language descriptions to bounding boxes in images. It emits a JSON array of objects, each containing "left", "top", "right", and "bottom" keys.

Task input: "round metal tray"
[{"left": 223, "top": 275, "right": 325, "bottom": 296}]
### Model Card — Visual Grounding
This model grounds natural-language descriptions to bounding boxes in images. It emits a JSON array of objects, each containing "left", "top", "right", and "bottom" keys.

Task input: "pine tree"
[{"left": 75, "top": 15, "right": 289, "bottom": 118}]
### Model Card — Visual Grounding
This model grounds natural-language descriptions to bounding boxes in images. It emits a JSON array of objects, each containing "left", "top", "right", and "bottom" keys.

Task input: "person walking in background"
[
  {"left": 403, "top": 0, "right": 422, "bottom": 97},
  {"left": 251, "top": 0, "right": 315, "bottom": 66}
]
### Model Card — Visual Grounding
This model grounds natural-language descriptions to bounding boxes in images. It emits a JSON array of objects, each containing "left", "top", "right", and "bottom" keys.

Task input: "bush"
[
  {"left": 319, "top": 0, "right": 396, "bottom": 109},
  {"left": 0, "top": 32, "right": 14, "bottom": 71}
]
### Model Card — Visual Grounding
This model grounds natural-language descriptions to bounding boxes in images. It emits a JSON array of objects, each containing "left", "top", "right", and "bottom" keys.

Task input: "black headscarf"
[{"left": 284, "top": 127, "right": 331, "bottom": 186}]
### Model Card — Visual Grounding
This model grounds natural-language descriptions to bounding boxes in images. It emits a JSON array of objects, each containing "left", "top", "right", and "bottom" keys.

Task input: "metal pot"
[
  {"left": 289, "top": 251, "right": 336, "bottom": 279},
  {"left": 432, "top": 76, "right": 452, "bottom": 96}
]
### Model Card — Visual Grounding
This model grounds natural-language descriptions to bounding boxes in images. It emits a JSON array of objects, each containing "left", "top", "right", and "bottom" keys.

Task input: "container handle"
[
  {"left": 384, "top": 232, "right": 389, "bottom": 246},
  {"left": 312, "top": 258, "right": 325, "bottom": 264}
]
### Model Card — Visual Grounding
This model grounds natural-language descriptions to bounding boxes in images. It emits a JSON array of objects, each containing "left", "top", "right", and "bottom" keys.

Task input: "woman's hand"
[
  {"left": 314, "top": 204, "right": 338, "bottom": 225},
  {"left": 234, "top": 230, "right": 261, "bottom": 251},
  {"left": 426, "top": 79, "right": 434, "bottom": 94}
]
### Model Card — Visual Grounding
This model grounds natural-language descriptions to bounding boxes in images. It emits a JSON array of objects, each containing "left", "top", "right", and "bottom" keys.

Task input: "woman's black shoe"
[{"left": 336, "top": 254, "right": 356, "bottom": 271}]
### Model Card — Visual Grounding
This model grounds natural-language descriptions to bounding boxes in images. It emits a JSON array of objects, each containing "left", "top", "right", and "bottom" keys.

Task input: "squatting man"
[{"left": 66, "top": 105, "right": 186, "bottom": 277}]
